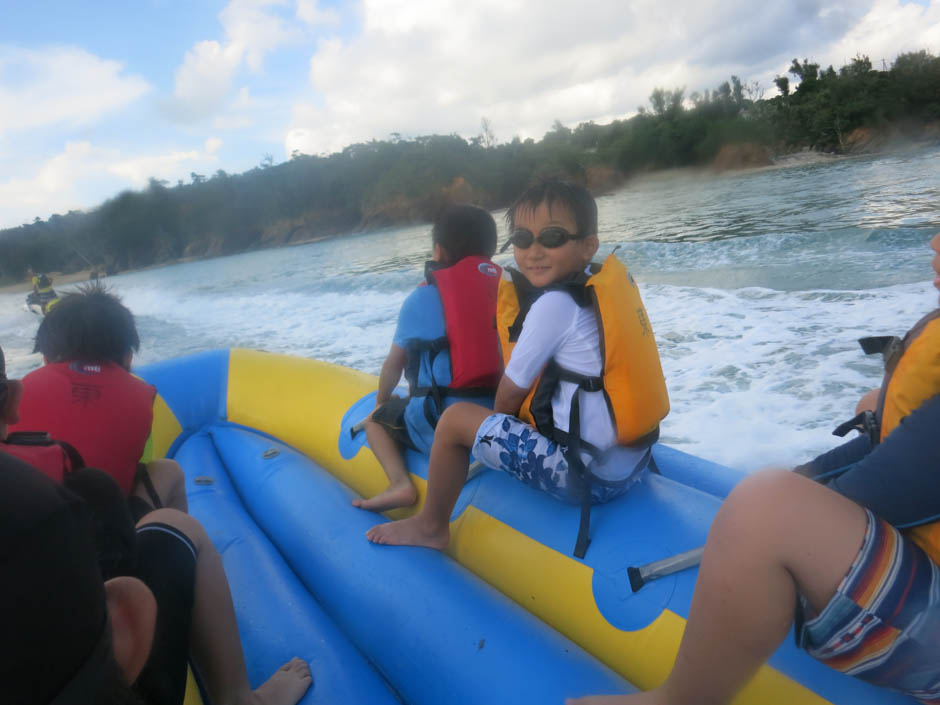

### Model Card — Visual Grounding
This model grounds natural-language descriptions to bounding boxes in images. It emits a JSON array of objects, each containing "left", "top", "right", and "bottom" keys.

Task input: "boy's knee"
[
  {"left": 148, "top": 458, "right": 184, "bottom": 481},
  {"left": 714, "top": 469, "right": 799, "bottom": 533},
  {"left": 137, "top": 507, "right": 208, "bottom": 550},
  {"left": 437, "top": 402, "right": 492, "bottom": 448}
]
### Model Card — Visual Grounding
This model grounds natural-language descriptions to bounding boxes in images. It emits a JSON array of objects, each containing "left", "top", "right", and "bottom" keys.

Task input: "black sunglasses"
[{"left": 500, "top": 226, "right": 584, "bottom": 253}]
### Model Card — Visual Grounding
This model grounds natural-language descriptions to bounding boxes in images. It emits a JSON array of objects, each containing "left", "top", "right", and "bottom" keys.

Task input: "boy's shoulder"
[
  {"left": 398, "top": 283, "right": 443, "bottom": 318},
  {"left": 394, "top": 284, "right": 445, "bottom": 342}
]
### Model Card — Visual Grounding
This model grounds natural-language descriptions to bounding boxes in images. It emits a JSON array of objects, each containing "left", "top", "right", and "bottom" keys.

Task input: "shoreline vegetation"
[{"left": 2, "top": 51, "right": 938, "bottom": 287}]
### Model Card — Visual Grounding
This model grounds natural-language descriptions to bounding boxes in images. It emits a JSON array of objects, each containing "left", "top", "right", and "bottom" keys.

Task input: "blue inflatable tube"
[
  {"left": 210, "top": 424, "right": 634, "bottom": 704},
  {"left": 139, "top": 349, "right": 918, "bottom": 705},
  {"left": 174, "top": 430, "right": 400, "bottom": 705}
]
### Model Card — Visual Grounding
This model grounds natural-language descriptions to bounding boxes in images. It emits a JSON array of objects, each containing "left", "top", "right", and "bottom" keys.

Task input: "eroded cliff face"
[
  {"left": 841, "top": 121, "right": 940, "bottom": 154},
  {"left": 585, "top": 166, "right": 624, "bottom": 194},
  {"left": 711, "top": 143, "right": 774, "bottom": 171},
  {"left": 358, "top": 176, "right": 492, "bottom": 231}
]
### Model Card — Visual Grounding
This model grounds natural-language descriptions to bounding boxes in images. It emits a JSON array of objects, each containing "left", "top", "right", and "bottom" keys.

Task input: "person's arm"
[
  {"left": 498, "top": 291, "right": 576, "bottom": 416},
  {"left": 829, "top": 394, "right": 940, "bottom": 528},
  {"left": 375, "top": 343, "right": 407, "bottom": 406},
  {"left": 793, "top": 434, "right": 872, "bottom": 479},
  {"left": 494, "top": 375, "right": 530, "bottom": 416}
]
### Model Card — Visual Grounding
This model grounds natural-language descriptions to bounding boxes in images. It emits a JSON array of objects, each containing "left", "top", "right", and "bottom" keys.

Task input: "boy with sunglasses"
[
  {"left": 368, "top": 179, "right": 668, "bottom": 555},
  {"left": 353, "top": 204, "right": 502, "bottom": 512}
]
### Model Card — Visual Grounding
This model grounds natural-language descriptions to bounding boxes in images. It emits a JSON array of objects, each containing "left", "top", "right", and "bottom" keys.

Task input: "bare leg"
[
  {"left": 566, "top": 470, "right": 868, "bottom": 705},
  {"left": 352, "top": 419, "right": 417, "bottom": 511},
  {"left": 138, "top": 509, "right": 312, "bottom": 705},
  {"left": 366, "top": 402, "right": 493, "bottom": 549},
  {"left": 856, "top": 388, "right": 880, "bottom": 415},
  {"left": 133, "top": 458, "right": 189, "bottom": 513}
]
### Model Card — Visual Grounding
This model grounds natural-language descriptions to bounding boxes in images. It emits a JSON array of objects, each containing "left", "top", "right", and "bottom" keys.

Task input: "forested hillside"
[{"left": 2, "top": 51, "right": 938, "bottom": 283}]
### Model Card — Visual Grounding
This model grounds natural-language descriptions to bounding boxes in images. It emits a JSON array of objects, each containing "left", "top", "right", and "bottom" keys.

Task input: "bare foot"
[
  {"left": 245, "top": 657, "right": 312, "bottom": 705},
  {"left": 352, "top": 482, "right": 417, "bottom": 512},
  {"left": 365, "top": 515, "right": 450, "bottom": 550}
]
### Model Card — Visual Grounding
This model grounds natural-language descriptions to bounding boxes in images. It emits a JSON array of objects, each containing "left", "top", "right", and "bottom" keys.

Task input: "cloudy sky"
[{"left": 1, "top": 0, "right": 937, "bottom": 229}]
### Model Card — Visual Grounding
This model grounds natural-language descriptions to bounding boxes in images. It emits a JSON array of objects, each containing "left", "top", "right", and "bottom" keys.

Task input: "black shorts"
[
  {"left": 371, "top": 397, "right": 418, "bottom": 451},
  {"left": 132, "top": 522, "right": 198, "bottom": 705}
]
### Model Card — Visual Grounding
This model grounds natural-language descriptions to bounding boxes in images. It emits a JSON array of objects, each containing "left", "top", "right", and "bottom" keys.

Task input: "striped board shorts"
[{"left": 797, "top": 509, "right": 940, "bottom": 703}]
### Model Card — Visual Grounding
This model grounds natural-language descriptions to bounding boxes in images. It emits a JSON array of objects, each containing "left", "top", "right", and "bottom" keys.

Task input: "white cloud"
[
  {"left": 167, "top": 40, "right": 244, "bottom": 122},
  {"left": 296, "top": 0, "right": 340, "bottom": 27},
  {"left": 822, "top": 0, "right": 940, "bottom": 70},
  {"left": 0, "top": 140, "right": 221, "bottom": 227},
  {"left": 0, "top": 46, "right": 150, "bottom": 133},
  {"left": 167, "top": 0, "right": 306, "bottom": 122},
  {"left": 287, "top": 0, "right": 940, "bottom": 157},
  {"left": 0, "top": 141, "right": 118, "bottom": 225},
  {"left": 108, "top": 150, "right": 205, "bottom": 184}
]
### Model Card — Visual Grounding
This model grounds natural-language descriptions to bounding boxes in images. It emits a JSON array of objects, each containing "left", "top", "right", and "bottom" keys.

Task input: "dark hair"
[
  {"left": 34, "top": 283, "right": 139, "bottom": 366},
  {"left": 506, "top": 178, "right": 598, "bottom": 238},
  {"left": 431, "top": 204, "right": 497, "bottom": 263}
]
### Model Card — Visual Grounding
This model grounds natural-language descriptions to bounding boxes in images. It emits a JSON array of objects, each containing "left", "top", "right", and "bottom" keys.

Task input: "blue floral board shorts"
[
  {"left": 471, "top": 413, "right": 650, "bottom": 504},
  {"left": 796, "top": 509, "right": 940, "bottom": 703}
]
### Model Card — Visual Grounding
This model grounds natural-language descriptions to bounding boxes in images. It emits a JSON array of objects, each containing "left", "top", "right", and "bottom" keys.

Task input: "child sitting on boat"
[
  {"left": 354, "top": 204, "right": 502, "bottom": 511},
  {"left": 567, "top": 234, "right": 940, "bottom": 705},
  {"left": 1, "top": 347, "right": 313, "bottom": 705},
  {"left": 10, "top": 283, "right": 188, "bottom": 518},
  {"left": 367, "top": 179, "right": 668, "bottom": 555}
]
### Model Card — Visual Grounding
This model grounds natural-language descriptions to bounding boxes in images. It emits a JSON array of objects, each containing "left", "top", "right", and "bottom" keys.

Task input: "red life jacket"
[
  {"left": 1, "top": 432, "right": 84, "bottom": 484},
  {"left": 10, "top": 361, "right": 155, "bottom": 494},
  {"left": 407, "top": 257, "right": 502, "bottom": 410}
]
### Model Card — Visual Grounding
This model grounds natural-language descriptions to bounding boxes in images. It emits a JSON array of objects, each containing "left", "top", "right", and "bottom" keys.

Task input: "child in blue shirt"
[{"left": 353, "top": 204, "right": 500, "bottom": 512}]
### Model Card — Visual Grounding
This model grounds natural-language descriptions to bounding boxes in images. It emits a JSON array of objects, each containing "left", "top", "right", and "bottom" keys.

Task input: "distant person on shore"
[
  {"left": 566, "top": 234, "right": 940, "bottom": 705},
  {"left": 367, "top": 179, "right": 668, "bottom": 555},
  {"left": 353, "top": 204, "right": 502, "bottom": 511},
  {"left": 1, "top": 357, "right": 312, "bottom": 705},
  {"left": 10, "top": 283, "right": 188, "bottom": 517}
]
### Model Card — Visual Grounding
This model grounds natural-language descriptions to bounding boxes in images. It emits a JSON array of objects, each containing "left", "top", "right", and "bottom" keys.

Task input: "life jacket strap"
[
  {"left": 858, "top": 335, "right": 901, "bottom": 360},
  {"left": 832, "top": 409, "right": 881, "bottom": 445},
  {"left": 410, "top": 385, "right": 496, "bottom": 399},
  {"left": 408, "top": 337, "right": 450, "bottom": 354},
  {"left": 134, "top": 463, "right": 163, "bottom": 509},
  {"left": 564, "top": 386, "right": 592, "bottom": 559},
  {"left": 556, "top": 367, "right": 604, "bottom": 392}
]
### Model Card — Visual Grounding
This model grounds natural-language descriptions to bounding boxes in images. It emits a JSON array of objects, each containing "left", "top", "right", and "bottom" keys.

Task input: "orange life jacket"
[
  {"left": 496, "top": 254, "right": 669, "bottom": 557},
  {"left": 496, "top": 253, "right": 669, "bottom": 449},
  {"left": 839, "top": 311, "right": 940, "bottom": 563}
]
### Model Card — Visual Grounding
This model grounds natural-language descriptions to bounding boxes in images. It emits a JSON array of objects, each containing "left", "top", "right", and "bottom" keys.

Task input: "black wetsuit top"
[{"left": 796, "top": 394, "right": 940, "bottom": 529}]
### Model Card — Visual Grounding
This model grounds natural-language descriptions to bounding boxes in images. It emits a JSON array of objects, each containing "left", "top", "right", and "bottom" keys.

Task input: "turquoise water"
[{"left": 2, "top": 148, "right": 937, "bottom": 469}]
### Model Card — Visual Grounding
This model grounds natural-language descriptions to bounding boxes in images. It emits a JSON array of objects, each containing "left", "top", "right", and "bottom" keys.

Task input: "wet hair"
[
  {"left": 34, "top": 283, "right": 139, "bottom": 367},
  {"left": 431, "top": 204, "right": 498, "bottom": 263},
  {"left": 506, "top": 178, "right": 598, "bottom": 238}
]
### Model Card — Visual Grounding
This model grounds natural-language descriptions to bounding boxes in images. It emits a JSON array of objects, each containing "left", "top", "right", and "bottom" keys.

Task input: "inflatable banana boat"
[{"left": 139, "top": 348, "right": 916, "bottom": 705}]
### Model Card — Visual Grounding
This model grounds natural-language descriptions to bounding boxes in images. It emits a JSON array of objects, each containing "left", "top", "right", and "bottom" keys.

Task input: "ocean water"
[{"left": 2, "top": 148, "right": 937, "bottom": 470}]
